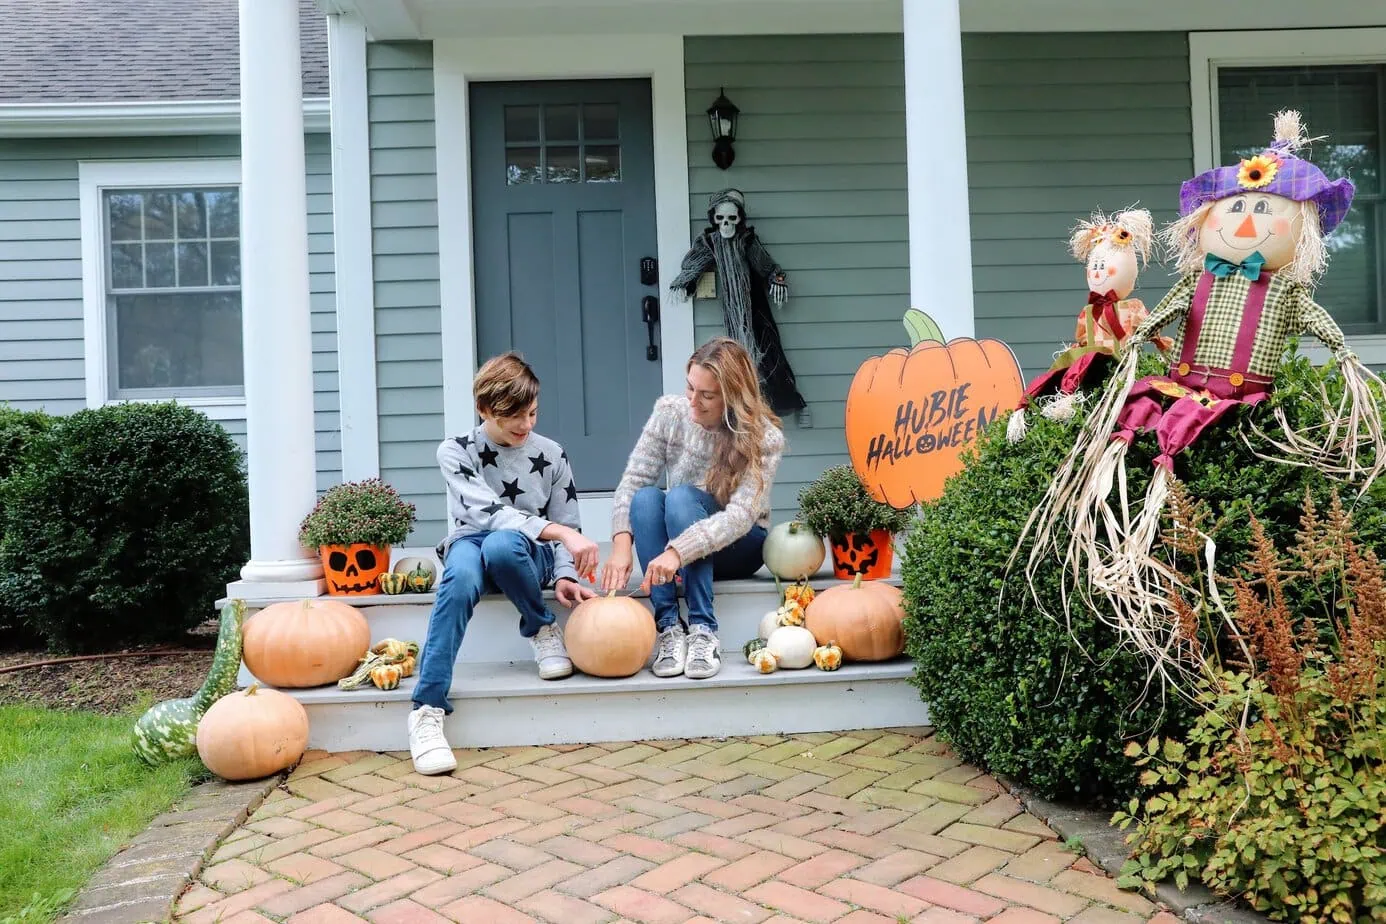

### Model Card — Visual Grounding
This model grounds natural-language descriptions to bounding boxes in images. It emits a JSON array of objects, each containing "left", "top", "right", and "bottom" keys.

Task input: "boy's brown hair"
[{"left": 474, "top": 352, "right": 540, "bottom": 419}]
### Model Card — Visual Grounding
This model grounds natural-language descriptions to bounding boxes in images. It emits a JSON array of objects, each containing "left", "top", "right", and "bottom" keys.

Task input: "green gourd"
[{"left": 132, "top": 599, "right": 245, "bottom": 766}]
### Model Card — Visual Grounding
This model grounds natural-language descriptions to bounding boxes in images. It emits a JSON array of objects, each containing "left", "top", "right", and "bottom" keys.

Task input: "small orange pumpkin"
[
  {"left": 805, "top": 574, "right": 906, "bottom": 662},
  {"left": 565, "top": 591, "right": 657, "bottom": 678},
  {"left": 196, "top": 683, "right": 309, "bottom": 781},
  {"left": 846, "top": 309, "right": 1023, "bottom": 507},
  {"left": 242, "top": 598, "right": 371, "bottom": 688}
]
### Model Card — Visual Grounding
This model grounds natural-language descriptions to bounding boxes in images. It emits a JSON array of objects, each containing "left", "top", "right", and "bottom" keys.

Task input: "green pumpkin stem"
[
  {"left": 852, "top": 574, "right": 864, "bottom": 589},
  {"left": 245, "top": 682, "right": 260, "bottom": 696},
  {"left": 903, "top": 308, "right": 946, "bottom": 348}
]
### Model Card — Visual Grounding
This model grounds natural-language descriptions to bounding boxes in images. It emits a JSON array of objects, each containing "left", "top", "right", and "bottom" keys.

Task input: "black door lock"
[
  {"left": 640, "top": 257, "right": 658, "bottom": 287},
  {"left": 642, "top": 295, "right": 659, "bottom": 361}
]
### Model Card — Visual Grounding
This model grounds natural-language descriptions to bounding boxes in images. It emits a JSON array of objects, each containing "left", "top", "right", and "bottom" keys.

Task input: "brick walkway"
[{"left": 174, "top": 728, "right": 1172, "bottom": 924}]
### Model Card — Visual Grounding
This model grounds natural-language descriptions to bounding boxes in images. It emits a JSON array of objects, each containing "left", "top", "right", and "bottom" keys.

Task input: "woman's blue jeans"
[
  {"left": 412, "top": 529, "right": 555, "bottom": 714},
  {"left": 630, "top": 484, "right": 766, "bottom": 632}
]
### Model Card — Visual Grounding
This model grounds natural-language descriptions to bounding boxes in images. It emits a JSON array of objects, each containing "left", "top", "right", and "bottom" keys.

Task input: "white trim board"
[
  {"left": 431, "top": 34, "right": 693, "bottom": 439},
  {"left": 327, "top": 13, "right": 381, "bottom": 480},
  {"left": 78, "top": 158, "right": 248, "bottom": 421},
  {"left": 1189, "top": 27, "right": 1386, "bottom": 365},
  {"left": 0, "top": 99, "right": 330, "bottom": 138}
]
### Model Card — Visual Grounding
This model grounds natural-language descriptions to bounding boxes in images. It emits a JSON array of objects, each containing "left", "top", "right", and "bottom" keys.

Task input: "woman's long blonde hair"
[{"left": 690, "top": 338, "right": 781, "bottom": 506}]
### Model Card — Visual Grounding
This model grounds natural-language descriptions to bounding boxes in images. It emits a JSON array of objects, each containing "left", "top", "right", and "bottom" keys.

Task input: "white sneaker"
[
  {"left": 651, "top": 624, "right": 687, "bottom": 677},
  {"left": 684, "top": 626, "right": 722, "bottom": 679},
  {"left": 532, "top": 623, "right": 573, "bottom": 680},
  {"left": 407, "top": 705, "right": 457, "bottom": 775}
]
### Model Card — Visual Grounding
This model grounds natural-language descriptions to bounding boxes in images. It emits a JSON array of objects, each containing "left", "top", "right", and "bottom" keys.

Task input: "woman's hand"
[
  {"left": 599, "top": 544, "right": 634, "bottom": 593},
  {"left": 640, "top": 548, "right": 682, "bottom": 594}
]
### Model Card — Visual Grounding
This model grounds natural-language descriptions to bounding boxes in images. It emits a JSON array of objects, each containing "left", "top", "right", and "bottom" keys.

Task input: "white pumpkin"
[
  {"left": 766, "top": 625, "right": 817, "bottom": 669},
  {"left": 762, "top": 521, "right": 826, "bottom": 581},
  {"left": 758, "top": 609, "right": 782, "bottom": 641}
]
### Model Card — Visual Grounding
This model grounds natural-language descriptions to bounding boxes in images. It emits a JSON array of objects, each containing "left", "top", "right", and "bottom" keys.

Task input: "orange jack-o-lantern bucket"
[
  {"left": 829, "top": 530, "right": 894, "bottom": 580},
  {"left": 320, "top": 543, "right": 390, "bottom": 596}
]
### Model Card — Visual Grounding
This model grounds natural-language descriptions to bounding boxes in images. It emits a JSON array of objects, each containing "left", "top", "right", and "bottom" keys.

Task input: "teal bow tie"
[{"left": 1205, "top": 251, "right": 1266, "bottom": 281}]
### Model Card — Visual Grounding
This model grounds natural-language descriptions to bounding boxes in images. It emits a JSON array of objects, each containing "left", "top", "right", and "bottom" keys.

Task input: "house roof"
[{"left": 0, "top": 0, "right": 329, "bottom": 104}]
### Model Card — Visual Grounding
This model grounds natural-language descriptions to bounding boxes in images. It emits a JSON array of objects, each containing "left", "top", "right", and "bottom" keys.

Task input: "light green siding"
[
  {"left": 0, "top": 133, "right": 342, "bottom": 487},
  {"left": 367, "top": 42, "right": 446, "bottom": 544}
]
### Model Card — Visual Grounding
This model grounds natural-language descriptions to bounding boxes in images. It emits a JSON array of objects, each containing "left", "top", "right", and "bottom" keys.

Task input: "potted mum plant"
[
  {"left": 798, "top": 465, "right": 911, "bottom": 579},
  {"left": 298, "top": 478, "right": 417, "bottom": 597}
]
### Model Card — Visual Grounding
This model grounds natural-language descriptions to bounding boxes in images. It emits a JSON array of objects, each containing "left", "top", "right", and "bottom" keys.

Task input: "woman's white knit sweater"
[{"left": 611, "top": 395, "right": 785, "bottom": 564}]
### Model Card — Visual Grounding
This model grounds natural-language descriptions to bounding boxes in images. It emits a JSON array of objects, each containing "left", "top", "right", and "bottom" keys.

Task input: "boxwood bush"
[
  {"left": 0, "top": 407, "right": 51, "bottom": 642},
  {"left": 901, "top": 349, "right": 1386, "bottom": 804},
  {"left": 0, "top": 402, "right": 249, "bottom": 652}
]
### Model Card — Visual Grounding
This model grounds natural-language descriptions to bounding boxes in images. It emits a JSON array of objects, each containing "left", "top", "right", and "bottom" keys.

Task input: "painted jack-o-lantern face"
[
  {"left": 1199, "top": 192, "right": 1302, "bottom": 271},
  {"left": 322, "top": 543, "right": 389, "bottom": 595},
  {"left": 1086, "top": 239, "right": 1139, "bottom": 299}
]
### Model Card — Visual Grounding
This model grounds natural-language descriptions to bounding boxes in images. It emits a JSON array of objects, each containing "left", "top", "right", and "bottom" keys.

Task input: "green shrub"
[
  {"left": 298, "top": 477, "right": 416, "bottom": 549},
  {"left": 0, "top": 402, "right": 249, "bottom": 653},
  {"left": 902, "top": 349, "right": 1386, "bottom": 803},
  {"left": 1112, "top": 504, "right": 1386, "bottom": 922},
  {"left": 797, "top": 464, "right": 911, "bottom": 541},
  {"left": 0, "top": 407, "right": 52, "bottom": 643}
]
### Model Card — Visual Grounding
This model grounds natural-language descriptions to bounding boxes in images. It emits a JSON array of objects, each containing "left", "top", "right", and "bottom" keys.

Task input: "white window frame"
[
  {"left": 78, "top": 158, "right": 245, "bottom": 420},
  {"left": 1190, "top": 27, "right": 1386, "bottom": 365}
]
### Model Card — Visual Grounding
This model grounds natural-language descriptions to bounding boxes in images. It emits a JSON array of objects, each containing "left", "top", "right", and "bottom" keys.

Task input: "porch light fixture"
[{"left": 707, "top": 88, "right": 740, "bottom": 170}]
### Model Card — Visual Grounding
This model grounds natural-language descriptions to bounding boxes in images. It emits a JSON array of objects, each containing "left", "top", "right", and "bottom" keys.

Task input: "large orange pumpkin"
[
  {"left": 197, "top": 683, "right": 309, "bottom": 781},
  {"left": 805, "top": 574, "right": 907, "bottom": 662},
  {"left": 846, "top": 309, "right": 1023, "bottom": 508},
  {"left": 565, "top": 591, "right": 657, "bottom": 678},
  {"left": 242, "top": 598, "right": 371, "bottom": 688}
]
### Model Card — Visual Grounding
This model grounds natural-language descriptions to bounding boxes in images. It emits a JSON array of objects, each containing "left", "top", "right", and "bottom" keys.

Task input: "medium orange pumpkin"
[
  {"left": 242, "top": 598, "right": 371, "bottom": 688},
  {"left": 805, "top": 574, "right": 907, "bottom": 662},
  {"left": 846, "top": 309, "right": 1023, "bottom": 508},
  {"left": 565, "top": 591, "right": 657, "bottom": 678},
  {"left": 196, "top": 683, "right": 309, "bottom": 781}
]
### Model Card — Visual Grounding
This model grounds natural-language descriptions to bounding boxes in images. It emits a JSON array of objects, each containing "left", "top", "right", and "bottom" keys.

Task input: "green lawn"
[{"left": 0, "top": 705, "right": 205, "bottom": 923}]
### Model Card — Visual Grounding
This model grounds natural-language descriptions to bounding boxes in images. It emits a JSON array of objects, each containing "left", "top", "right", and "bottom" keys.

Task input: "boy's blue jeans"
[
  {"left": 412, "top": 529, "right": 555, "bottom": 714},
  {"left": 630, "top": 484, "right": 766, "bottom": 633}
]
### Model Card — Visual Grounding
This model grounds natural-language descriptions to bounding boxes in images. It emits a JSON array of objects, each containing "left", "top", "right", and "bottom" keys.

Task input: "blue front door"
[{"left": 470, "top": 79, "right": 662, "bottom": 492}]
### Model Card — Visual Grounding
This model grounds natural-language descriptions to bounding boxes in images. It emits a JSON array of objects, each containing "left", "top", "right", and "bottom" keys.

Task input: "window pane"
[
  {"left": 114, "top": 292, "right": 243, "bottom": 391},
  {"left": 176, "top": 191, "right": 207, "bottom": 238},
  {"left": 111, "top": 243, "right": 144, "bottom": 289},
  {"left": 506, "top": 147, "right": 542, "bottom": 185},
  {"left": 210, "top": 240, "right": 240, "bottom": 286},
  {"left": 108, "top": 193, "right": 143, "bottom": 241},
  {"left": 505, "top": 106, "right": 540, "bottom": 144},
  {"left": 1317, "top": 205, "right": 1379, "bottom": 329},
  {"left": 145, "top": 242, "right": 175, "bottom": 287},
  {"left": 584, "top": 145, "right": 621, "bottom": 183},
  {"left": 144, "top": 192, "right": 175, "bottom": 239},
  {"left": 547, "top": 146, "right": 579, "bottom": 183},
  {"left": 545, "top": 105, "right": 579, "bottom": 142},
  {"left": 178, "top": 242, "right": 209, "bottom": 287},
  {"left": 583, "top": 104, "right": 619, "bottom": 141},
  {"left": 206, "top": 190, "right": 239, "bottom": 238}
]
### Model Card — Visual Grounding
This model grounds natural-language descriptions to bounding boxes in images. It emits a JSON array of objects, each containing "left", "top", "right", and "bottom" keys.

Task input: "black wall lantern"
[{"left": 707, "top": 88, "right": 740, "bottom": 170}]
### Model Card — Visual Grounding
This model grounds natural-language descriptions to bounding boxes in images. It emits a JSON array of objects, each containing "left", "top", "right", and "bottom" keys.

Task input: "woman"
[{"left": 600, "top": 338, "right": 785, "bottom": 680}]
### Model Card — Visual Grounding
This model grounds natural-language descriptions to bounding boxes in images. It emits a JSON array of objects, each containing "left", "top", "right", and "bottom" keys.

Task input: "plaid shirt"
[{"left": 1134, "top": 271, "right": 1347, "bottom": 377}]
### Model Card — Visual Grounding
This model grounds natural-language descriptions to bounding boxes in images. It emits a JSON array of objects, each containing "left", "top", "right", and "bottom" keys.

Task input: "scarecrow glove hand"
[{"left": 769, "top": 280, "right": 788, "bottom": 305}]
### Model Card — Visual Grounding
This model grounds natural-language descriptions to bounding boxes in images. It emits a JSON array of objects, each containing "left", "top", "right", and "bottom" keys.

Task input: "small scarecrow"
[
  {"left": 670, "top": 188, "right": 809, "bottom": 422},
  {"left": 1018, "top": 111, "right": 1385, "bottom": 667},
  {"left": 1007, "top": 207, "right": 1172, "bottom": 442}
]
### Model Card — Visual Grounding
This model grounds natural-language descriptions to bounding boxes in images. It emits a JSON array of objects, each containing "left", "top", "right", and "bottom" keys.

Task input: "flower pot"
[
  {"left": 320, "top": 543, "right": 390, "bottom": 596},
  {"left": 829, "top": 530, "right": 893, "bottom": 580}
]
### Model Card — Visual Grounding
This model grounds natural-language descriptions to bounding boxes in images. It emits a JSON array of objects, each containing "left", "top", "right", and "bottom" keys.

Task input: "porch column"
[
  {"left": 903, "top": 0, "right": 975, "bottom": 338},
  {"left": 230, "top": 0, "right": 325, "bottom": 597}
]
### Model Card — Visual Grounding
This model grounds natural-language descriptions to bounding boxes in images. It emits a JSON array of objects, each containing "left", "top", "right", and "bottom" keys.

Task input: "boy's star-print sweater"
[{"left": 435, "top": 427, "right": 583, "bottom": 585}]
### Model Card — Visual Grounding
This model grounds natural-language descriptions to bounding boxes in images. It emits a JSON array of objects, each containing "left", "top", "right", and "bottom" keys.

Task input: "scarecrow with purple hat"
[{"left": 1016, "top": 110, "right": 1386, "bottom": 667}]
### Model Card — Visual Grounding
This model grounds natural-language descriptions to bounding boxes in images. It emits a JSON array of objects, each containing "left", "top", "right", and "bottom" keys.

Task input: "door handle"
[{"left": 642, "top": 295, "right": 660, "bottom": 361}]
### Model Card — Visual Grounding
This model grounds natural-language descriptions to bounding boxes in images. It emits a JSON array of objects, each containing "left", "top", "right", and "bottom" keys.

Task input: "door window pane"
[
  {"left": 504, "top": 106, "right": 540, "bottom": 144},
  {"left": 506, "top": 147, "right": 542, "bottom": 185},
  {"left": 545, "top": 105, "right": 580, "bottom": 142},
  {"left": 1218, "top": 64, "right": 1383, "bottom": 332},
  {"left": 583, "top": 104, "right": 619, "bottom": 142},
  {"left": 547, "top": 146, "right": 580, "bottom": 183},
  {"left": 584, "top": 145, "right": 622, "bottom": 183},
  {"left": 502, "top": 101, "right": 624, "bottom": 185}
]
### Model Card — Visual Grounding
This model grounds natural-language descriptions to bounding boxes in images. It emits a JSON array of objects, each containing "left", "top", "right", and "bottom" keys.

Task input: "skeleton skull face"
[{"left": 713, "top": 201, "right": 742, "bottom": 239}]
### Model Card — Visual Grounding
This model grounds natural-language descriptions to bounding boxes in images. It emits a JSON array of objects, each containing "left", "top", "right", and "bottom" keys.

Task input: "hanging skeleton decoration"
[{"left": 671, "top": 189, "right": 809, "bottom": 423}]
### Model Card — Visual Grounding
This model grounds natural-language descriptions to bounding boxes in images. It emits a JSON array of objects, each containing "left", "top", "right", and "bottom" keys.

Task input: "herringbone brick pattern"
[{"left": 176, "top": 728, "right": 1175, "bottom": 924}]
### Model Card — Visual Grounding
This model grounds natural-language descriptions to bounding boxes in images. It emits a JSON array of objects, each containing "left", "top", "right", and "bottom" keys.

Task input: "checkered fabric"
[
  {"left": 1134, "top": 271, "right": 1347, "bottom": 377},
  {"left": 1180, "top": 147, "right": 1355, "bottom": 233}
]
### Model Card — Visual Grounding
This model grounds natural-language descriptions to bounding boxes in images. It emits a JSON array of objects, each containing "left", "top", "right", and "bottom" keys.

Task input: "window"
[
  {"left": 79, "top": 160, "right": 244, "bottom": 416},
  {"left": 1192, "top": 28, "right": 1386, "bottom": 355},
  {"left": 504, "top": 102, "right": 621, "bottom": 185}
]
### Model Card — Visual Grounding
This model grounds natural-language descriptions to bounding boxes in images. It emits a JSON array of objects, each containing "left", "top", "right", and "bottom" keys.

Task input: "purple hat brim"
[{"left": 1180, "top": 165, "right": 1356, "bottom": 234}]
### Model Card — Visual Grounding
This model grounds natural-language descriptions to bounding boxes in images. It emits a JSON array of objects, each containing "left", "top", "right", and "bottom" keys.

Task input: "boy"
[{"left": 408, "top": 352, "right": 598, "bottom": 775}]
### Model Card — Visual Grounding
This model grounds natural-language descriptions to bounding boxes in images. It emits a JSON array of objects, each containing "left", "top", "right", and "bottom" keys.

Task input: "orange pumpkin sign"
[{"left": 846, "top": 310, "right": 1024, "bottom": 508}]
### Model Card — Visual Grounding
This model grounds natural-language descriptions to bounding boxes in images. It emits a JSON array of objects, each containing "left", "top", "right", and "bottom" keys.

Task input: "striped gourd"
[{"left": 132, "top": 599, "right": 245, "bottom": 766}]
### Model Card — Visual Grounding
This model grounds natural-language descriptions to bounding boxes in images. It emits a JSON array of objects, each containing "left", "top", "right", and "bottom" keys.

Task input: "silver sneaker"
[
  {"left": 651, "top": 624, "right": 687, "bottom": 677},
  {"left": 684, "top": 626, "right": 721, "bottom": 679},
  {"left": 531, "top": 622, "right": 573, "bottom": 680},
  {"left": 407, "top": 705, "right": 457, "bottom": 775}
]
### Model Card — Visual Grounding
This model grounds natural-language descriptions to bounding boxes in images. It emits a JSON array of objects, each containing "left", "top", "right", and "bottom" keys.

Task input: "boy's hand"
[
  {"left": 559, "top": 527, "right": 600, "bottom": 580},
  {"left": 555, "top": 578, "right": 596, "bottom": 608},
  {"left": 600, "top": 546, "right": 633, "bottom": 593}
]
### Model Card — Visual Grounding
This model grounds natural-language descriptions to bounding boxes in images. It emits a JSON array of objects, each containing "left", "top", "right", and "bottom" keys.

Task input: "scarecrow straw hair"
[{"left": 1068, "top": 207, "right": 1154, "bottom": 265}]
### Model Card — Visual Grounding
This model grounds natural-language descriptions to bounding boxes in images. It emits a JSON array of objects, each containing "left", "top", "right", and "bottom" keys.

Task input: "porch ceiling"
[{"left": 319, "top": 0, "right": 1384, "bottom": 40}]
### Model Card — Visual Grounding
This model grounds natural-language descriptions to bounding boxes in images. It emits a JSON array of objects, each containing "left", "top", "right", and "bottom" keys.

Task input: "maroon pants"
[{"left": 1113, "top": 367, "right": 1270, "bottom": 470}]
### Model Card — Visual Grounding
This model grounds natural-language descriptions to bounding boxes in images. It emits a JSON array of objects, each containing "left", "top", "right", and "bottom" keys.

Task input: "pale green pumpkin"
[{"left": 132, "top": 599, "right": 245, "bottom": 766}]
